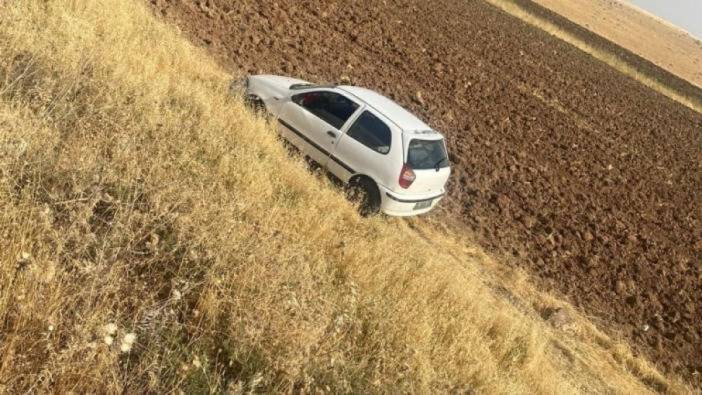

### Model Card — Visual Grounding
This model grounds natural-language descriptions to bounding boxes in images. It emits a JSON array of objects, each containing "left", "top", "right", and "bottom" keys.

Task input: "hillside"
[
  {"left": 150, "top": 0, "right": 702, "bottom": 387},
  {"left": 532, "top": 0, "right": 702, "bottom": 89},
  {"left": 1, "top": 0, "right": 692, "bottom": 393},
  {"left": 486, "top": 0, "right": 702, "bottom": 113}
]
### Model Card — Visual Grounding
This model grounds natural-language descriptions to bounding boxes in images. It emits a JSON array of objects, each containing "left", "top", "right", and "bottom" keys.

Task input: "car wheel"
[
  {"left": 229, "top": 79, "right": 247, "bottom": 97},
  {"left": 244, "top": 95, "right": 266, "bottom": 113},
  {"left": 347, "top": 177, "right": 380, "bottom": 217}
]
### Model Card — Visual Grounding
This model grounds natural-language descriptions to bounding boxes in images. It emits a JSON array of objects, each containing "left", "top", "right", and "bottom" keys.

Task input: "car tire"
[
  {"left": 347, "top": 177, "right": 381, "bottom": 217},
  {"left": 244, "top": 95, "right": 266, "bottom": 113}
]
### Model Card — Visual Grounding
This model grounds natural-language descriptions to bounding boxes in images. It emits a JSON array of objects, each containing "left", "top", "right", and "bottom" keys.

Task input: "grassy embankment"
[
  {"left": 485, "top": 0, "right": 702, "bottom": 114},
  {"left": 0, "top": 1, "right": 689, "bottom": 392}
]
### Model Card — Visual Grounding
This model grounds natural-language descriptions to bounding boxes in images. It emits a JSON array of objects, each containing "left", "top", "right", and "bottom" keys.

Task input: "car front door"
[{"left": 278, "top": 90, "right": 360, "bottom": 166}]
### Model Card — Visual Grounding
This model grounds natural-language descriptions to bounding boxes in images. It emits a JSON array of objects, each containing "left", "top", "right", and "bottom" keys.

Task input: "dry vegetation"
[
  {"left": 485, "top": 0, "right": 702, "bottom": 114},
  {"left": 0, "top": 0, "right": 691, "bottom": 392}
]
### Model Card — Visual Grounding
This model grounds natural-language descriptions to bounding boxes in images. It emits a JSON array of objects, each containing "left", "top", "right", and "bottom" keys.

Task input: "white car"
[{"left": 240, "top": 75, "right": 451, "bottom": 216}]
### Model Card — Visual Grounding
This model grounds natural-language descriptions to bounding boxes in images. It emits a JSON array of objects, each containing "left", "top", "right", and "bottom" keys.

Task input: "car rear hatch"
[{"left": 400, "top": 136, "right": 450, "bottom": 195}]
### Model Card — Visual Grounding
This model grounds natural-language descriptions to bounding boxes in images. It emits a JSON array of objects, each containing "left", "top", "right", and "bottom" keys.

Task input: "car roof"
[{"left": 336, "top": 86, "right": 435, "bottom": 133}]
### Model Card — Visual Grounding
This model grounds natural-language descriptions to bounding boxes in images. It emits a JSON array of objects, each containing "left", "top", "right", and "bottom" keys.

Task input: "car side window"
[
  {"left": 346, "top": 111, "right": 392, "bottom": 154},
  {"left": 292, "top": 91, "right": 359, "bottom": 130}
]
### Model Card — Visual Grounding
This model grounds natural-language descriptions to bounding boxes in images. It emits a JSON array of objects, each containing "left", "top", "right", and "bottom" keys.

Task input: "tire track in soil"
[{"left": 149, "top": 0, "right": 702, "bottom": 385}]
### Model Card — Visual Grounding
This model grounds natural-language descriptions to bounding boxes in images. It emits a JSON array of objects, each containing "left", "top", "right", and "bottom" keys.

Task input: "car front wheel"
[{"left": 244, "top": 94, "right": 266, "bottom": 113}]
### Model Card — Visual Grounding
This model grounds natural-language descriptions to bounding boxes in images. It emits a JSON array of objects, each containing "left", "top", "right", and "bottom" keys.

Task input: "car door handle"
[{"left": 326, "top": 130, "right": 337, "bottom": 138}]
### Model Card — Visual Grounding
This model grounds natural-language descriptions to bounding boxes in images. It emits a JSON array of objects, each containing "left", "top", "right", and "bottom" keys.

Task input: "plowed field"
[{"left": 149, "top": 0, "right": 702, "bottom": 385}]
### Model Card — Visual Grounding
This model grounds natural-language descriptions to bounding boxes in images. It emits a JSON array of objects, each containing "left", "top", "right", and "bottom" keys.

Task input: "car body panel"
[
  {"left": 247, "top": 75, "right": 310, "bottom": 115},
  {"left": 378, "top": 184, "right": 446, "bottom": 216}
]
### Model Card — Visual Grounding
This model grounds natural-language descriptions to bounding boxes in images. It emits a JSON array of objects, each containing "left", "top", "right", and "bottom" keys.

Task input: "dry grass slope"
[{"left": 0, "top": 0, "right": 691, "bottom": 392}]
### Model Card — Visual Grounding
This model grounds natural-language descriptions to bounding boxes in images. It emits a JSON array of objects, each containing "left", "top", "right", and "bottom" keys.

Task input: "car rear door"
[{"left": 277, "top": 90, "right": 360, "bottom": 166}]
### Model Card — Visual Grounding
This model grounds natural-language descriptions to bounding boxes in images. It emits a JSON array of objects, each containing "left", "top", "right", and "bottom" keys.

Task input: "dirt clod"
[{"left": 413, "top": 91, "right": 425, "bottom": 106}]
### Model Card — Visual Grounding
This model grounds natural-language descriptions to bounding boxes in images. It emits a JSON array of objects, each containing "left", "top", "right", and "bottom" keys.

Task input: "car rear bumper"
[{"left": 378, "top": 186, "right": 445, "bottom": 217}]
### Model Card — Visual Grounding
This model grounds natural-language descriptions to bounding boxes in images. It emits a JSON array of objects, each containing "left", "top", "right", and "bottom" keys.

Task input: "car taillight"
[{"left": 399, "top": 163, "right": 416, "bottom": 189}]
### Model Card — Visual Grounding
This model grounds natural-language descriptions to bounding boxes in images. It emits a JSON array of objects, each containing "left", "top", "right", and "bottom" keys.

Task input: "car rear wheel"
[{"left": 347, "top": 177, "right": 380, "bottom": 217}]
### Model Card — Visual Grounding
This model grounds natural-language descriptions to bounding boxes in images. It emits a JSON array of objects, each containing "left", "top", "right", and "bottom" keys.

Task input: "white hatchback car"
[{"left": 240, "top": 75, "right": 450, "bottom": 216}]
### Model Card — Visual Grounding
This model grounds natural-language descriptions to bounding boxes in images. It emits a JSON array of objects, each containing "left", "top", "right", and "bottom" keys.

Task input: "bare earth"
[
  {"left": 149, "top": 0, "right": 702, "bottom": 386},
  {"left": 533, "top": 0, "right": 702, "bottom": 88}
]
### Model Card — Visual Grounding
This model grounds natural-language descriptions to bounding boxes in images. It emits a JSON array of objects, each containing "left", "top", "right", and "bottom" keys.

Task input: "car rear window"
[
  {"left": 407, "top": 139, "right": 448, "bottom": 170},
  {"left": 346, "top": 111, "right": 391, "bottom": 154}
]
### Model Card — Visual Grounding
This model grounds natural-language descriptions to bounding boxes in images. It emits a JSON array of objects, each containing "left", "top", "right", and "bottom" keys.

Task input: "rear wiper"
[{"left": 433, "top": 157, "right": 448, "bottom": 171}]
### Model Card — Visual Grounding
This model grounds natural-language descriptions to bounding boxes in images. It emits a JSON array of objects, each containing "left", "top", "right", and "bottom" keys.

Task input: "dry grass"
[
  {"left": 0, "top": 0, "right": 691, "bottom": 392},
  {"left": 485, "top": 0, "right": 702, "bottom": 114}
]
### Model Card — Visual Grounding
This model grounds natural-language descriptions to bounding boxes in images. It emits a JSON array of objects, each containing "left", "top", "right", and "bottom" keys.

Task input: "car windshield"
[{"left": 407, "top": 138, "right": 448, "bottom": 170}]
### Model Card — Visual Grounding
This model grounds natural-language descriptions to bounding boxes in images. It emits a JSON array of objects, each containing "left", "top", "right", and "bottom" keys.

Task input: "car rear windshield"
[{"left": 407, "top": 138, "right": 448, "bottom": 170}]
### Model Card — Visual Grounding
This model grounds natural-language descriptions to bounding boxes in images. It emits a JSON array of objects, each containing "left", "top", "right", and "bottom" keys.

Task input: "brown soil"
[
  {"left": 508, "top": 0, "right": 702, "bottom": 109},
  {"left": 532, "top": 0, "right": 702, "bottom": 90},
  {"left": 149, "top": 0, "right": 702, "bottom": 386}
]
